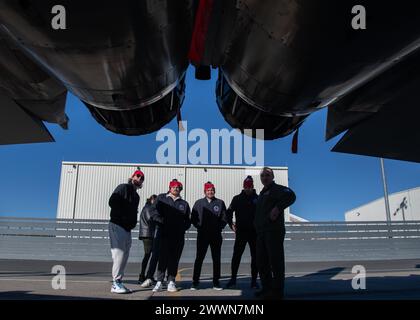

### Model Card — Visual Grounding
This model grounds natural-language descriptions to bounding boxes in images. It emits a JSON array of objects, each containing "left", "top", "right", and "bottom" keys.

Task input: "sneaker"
[
  {"left": 190, "top": 283, "right": 199, "bottom": 291},
  {"left": 167, "top": 281, "right": 177, "bottom": 292},
  {"left": 152, "top": 281, "right": 163, "bottom": 292},
  {"left": 226, "top": 279, "right": 236, "bottom": 289},
  {"left": 111, "top": 281, "right": 131, "bottom": 294},
  {"left": 213, "top": 283, "right": 223, "bottom": 291},
  {"left": 140, "top": 278, "right": 154, "bottom": 288},
  {"left": 138, "top": 274, "right": 145, "bottom": 284}
]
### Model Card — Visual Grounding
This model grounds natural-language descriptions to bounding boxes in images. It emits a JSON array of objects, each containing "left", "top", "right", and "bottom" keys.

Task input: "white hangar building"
[
  {"left": 345, "top": 187, "right": 420, "bottom": 222},
  {"left": 57, "top": 161, "right": 303, "bottom": 222}
]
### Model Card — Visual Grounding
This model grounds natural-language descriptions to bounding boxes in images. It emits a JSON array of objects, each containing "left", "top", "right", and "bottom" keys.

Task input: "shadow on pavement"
[
  {"left": 0, "top": 291, "right": 113, "bottom": 300},
  {"left": 2, "top": 263, "right": 420, "bottom": 300},
  {"left": 286, "top": 267, "right": 420, "bottom": 300}
]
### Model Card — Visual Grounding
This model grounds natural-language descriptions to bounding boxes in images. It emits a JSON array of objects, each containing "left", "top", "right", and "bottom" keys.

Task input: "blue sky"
[{"left": 1, "top": 67, "right": 420, "bottom": 221}]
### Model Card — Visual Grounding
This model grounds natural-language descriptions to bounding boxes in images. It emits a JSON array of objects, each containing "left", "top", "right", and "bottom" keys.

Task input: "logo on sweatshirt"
[
  {"left": 178, "top": 204, "right": 185, "bottom": 211},
  {"left": 213, "top": 205, "right": 220, "bottom": 212}
]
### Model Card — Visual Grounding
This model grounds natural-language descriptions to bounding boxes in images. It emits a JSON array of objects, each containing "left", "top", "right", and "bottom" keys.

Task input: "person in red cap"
[
  {"left": 108, "top": 169, "right": 144, "bottom": 294},
  {"left": 152, "top": 179, "right": 191, "bottom": 293},
  {"left": 190, "top": 181, "right": 227, "bottom": 290},
  {"left": 226, "top": 176, "right": 259, "bottom": 289}
]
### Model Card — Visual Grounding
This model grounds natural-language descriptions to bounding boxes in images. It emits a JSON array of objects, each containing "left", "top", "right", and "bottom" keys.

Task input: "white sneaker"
[
  {"left": 190, "top": 283, "right": 199, "bottom": 291},
  {"left": 140, "top": 278, "right": 154, "bottom": 288},
  {"left": 152, "top": 281, "right": 163, "bottom": 292},
  {"left": 111, "top": 281, "right": 131, "bottom": 294},
  {"left": 167, "top": 281, "right": 177, "bottom": 292}
]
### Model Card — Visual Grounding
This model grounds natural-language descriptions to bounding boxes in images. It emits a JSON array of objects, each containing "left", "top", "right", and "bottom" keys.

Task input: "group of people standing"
[{"left": 108, "top": 167, "right": 296, "bottom": 300}]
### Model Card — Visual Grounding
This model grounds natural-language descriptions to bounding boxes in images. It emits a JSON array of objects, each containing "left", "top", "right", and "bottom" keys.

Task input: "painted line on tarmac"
[{"left": 176, "top": 267, "right": 193, "bottom": 281}]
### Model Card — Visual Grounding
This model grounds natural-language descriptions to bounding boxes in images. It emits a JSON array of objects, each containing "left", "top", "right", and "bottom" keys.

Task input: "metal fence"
[{"left": 1, "top": 217, "right": 420, "bottom": 262}]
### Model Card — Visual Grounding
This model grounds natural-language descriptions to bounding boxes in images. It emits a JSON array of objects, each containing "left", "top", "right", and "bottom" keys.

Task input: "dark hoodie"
[
  {"left": 152, "top": 193, "right": 191, "bottom": 239},
  {"left": 226, "top": 189, "right": 258, "bottom": 233},
  {"left": 191, "top": 197, "right": 227, "bottom": 234},
  {"left": 108, "top": 183, "right": 140, "bottom": 232}
]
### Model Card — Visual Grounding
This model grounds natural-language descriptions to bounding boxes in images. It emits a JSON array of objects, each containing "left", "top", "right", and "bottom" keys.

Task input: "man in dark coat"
[
  {"left": 191, "top": 181, "right": 227, "bottom": 290},
  {"left": 152, "top": 179, "right": 191, "bottom": 293},
  {"left": 254, "top": 167, "right": 296, "bottom": 300},
  {"left": 226, "top": 176, "right": 259, "bottom": 289}
]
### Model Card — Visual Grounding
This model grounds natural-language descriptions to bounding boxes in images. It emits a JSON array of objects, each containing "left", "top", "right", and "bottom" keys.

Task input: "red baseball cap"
[
  {"left": 132, "top": 170, "right": 144, "bottom": 179},
  {"left": 204, "top": 181, "right": 215, "bottom": 191},
  {"left": 243, "top": 176, "right": 254, "bottom": 189},
  {"left": 169, "top": 179, "right": 183, "bottom": 189}
]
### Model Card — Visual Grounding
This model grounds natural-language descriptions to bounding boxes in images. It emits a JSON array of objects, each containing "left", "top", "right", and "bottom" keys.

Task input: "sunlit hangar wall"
[{"left": 57, "top": 161, "right": 291, "bottom": 221}]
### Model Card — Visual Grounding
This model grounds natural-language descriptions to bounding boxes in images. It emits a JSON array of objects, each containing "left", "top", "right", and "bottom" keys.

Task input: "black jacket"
[
  {"left": 254, "top": 182, "right": 296, "bottom": 234},
  {"left": 226, "top": 190, "right": 258, "bottom": 233},
  {"left": 109, "top": 183, "right": 140, "bottom": 232},
  {"left": 152, "top": 193, "right": 191, "bottom": 239},
  {"left": 191, "top": 197, "right": 227, "bottom": 234},
  {"left": 139, "top": 202, "right": 157, "bottom": 239}
]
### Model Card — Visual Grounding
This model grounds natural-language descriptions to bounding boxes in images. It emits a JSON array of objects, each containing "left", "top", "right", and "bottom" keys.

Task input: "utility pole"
[{"left": 380, "top": 158, "right": 392, "bottom": 236}]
